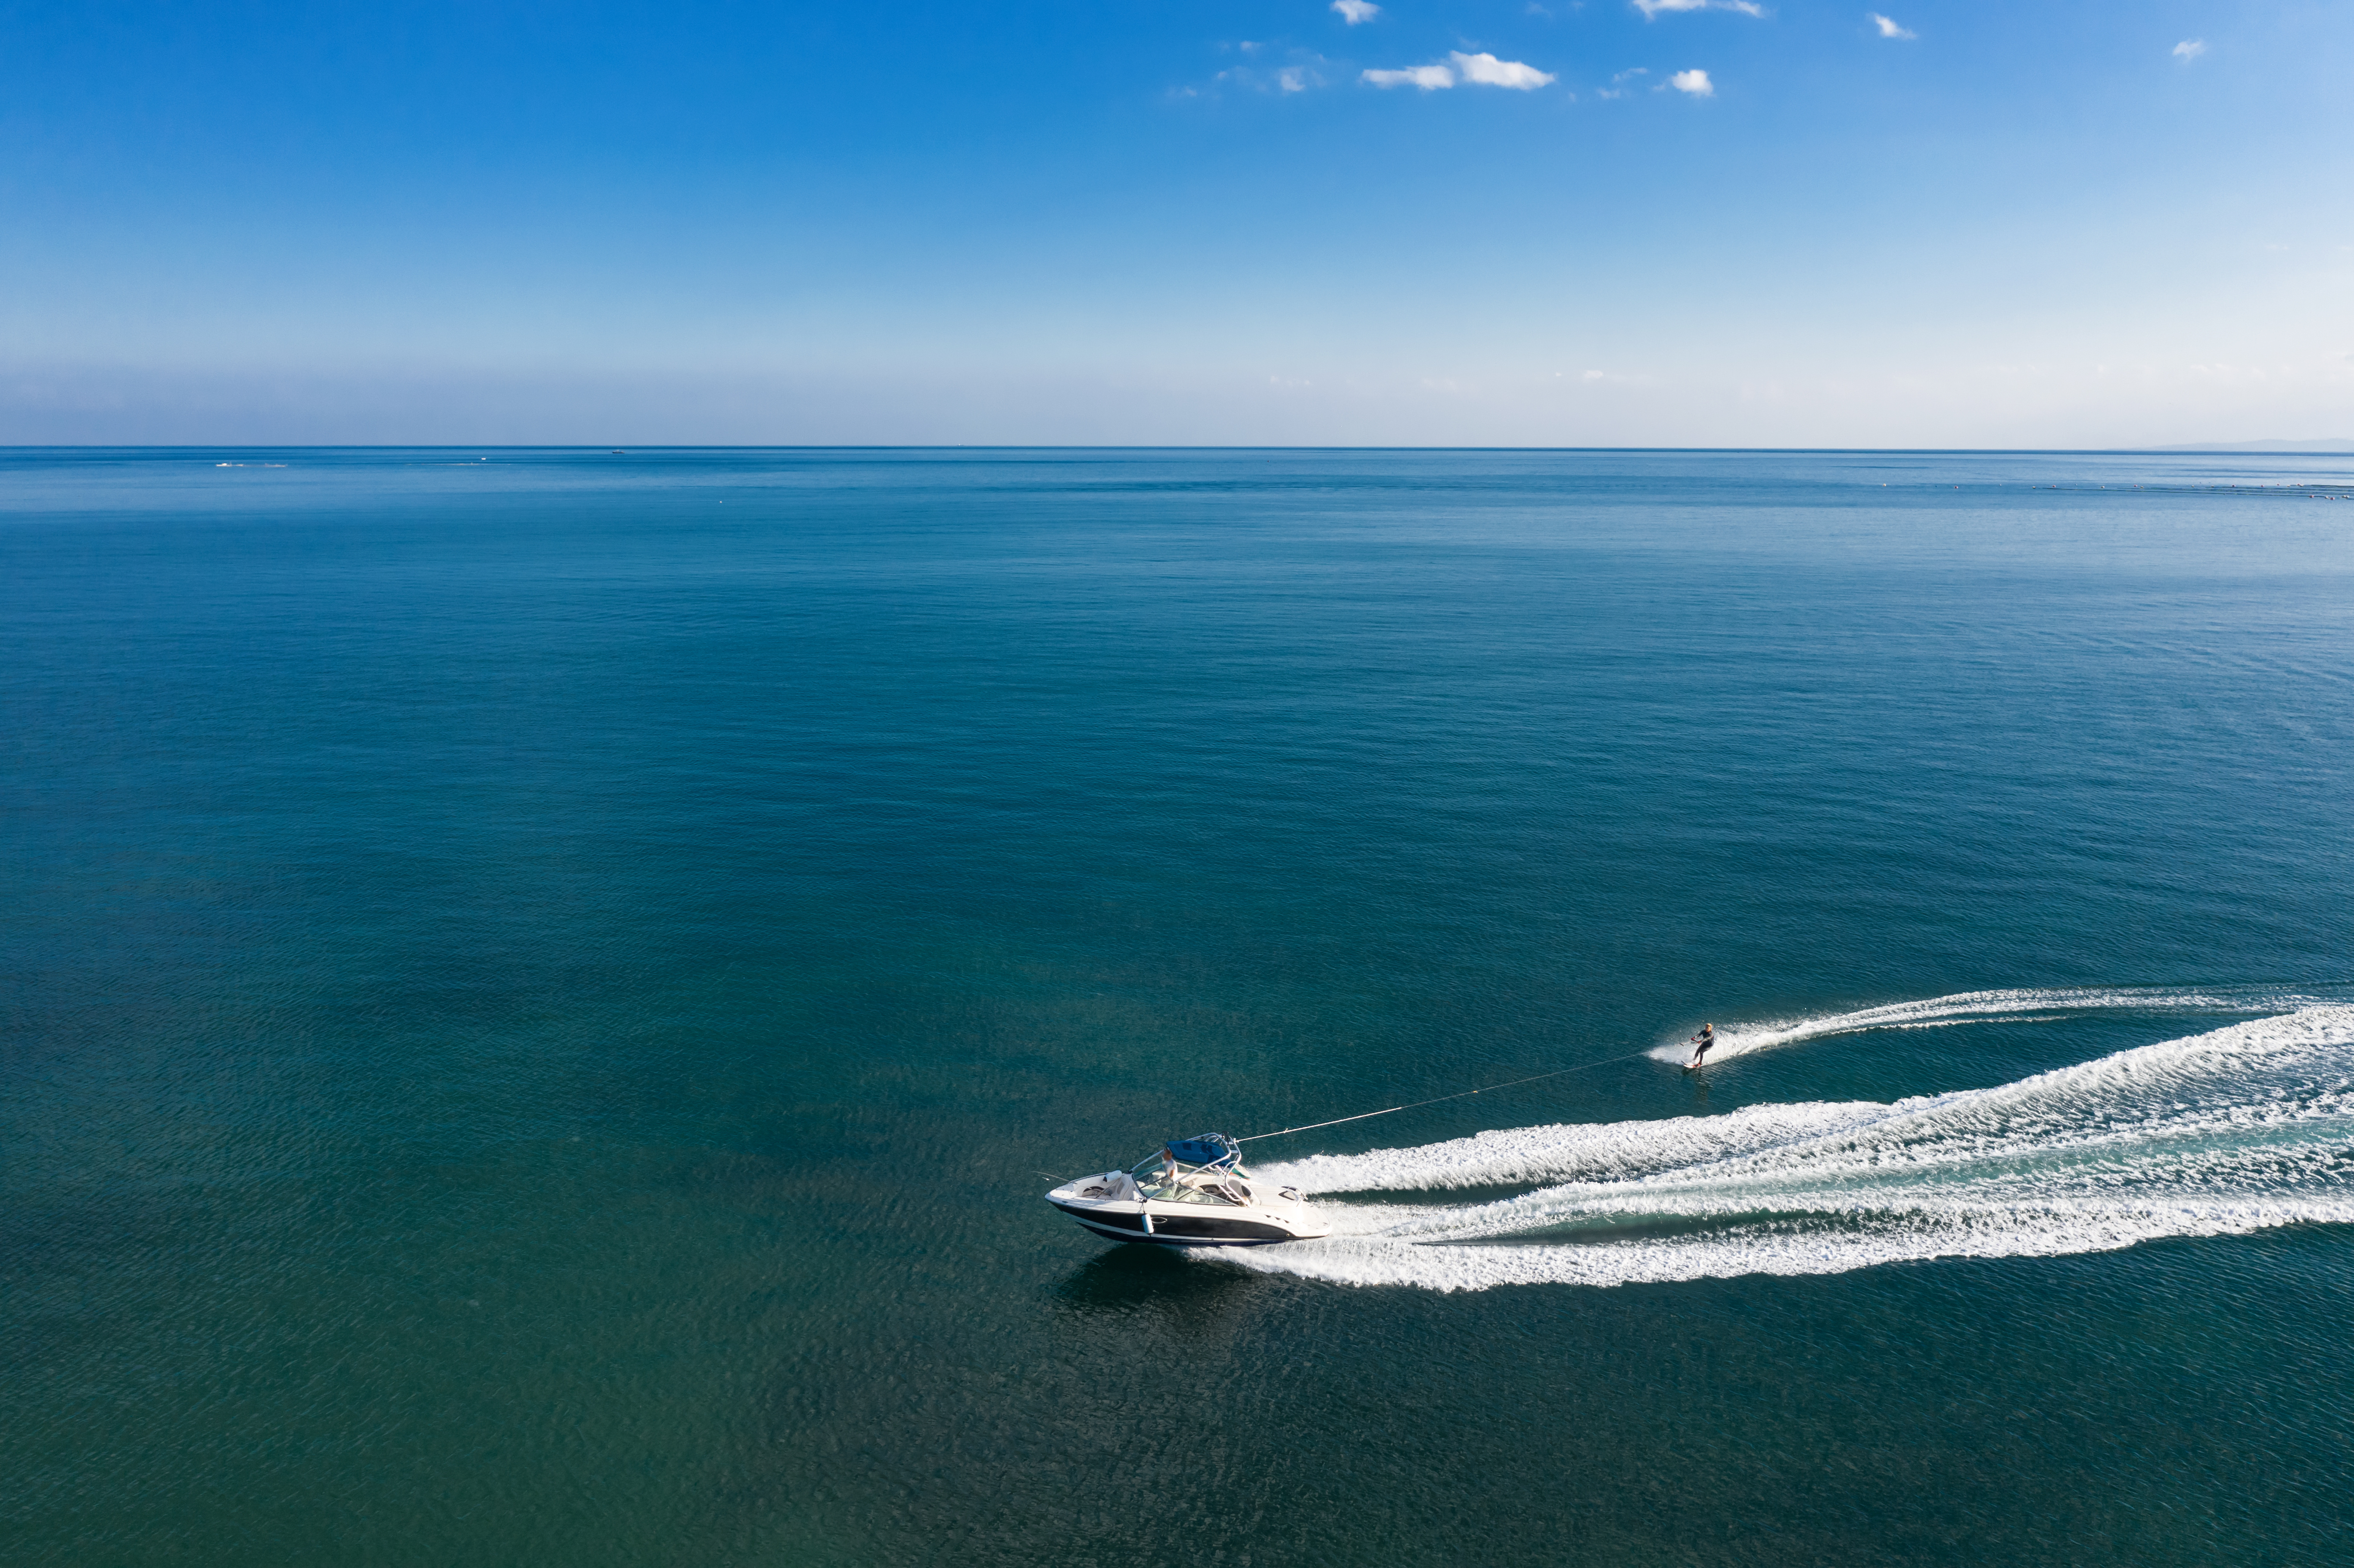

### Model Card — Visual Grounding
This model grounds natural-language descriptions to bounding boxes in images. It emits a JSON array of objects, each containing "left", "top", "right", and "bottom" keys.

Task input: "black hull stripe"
[
  {"left": 1056, "top": 1202, "right": 1301, "bottom": 1246},
  {"left": 1076, "top": 1224, "right": 1287, "bottom": 1248},
  {"left": 1149, "top": 1214, "right": 1297, "bottom": 1242}
]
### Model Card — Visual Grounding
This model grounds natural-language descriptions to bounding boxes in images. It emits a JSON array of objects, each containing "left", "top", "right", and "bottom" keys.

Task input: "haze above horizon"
[{"left": 4, "top": 1, "right": 2349, "bottom": 447}]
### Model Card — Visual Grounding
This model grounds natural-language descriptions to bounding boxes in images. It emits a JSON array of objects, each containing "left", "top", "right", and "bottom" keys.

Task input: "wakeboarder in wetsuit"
[{"left": 1685, "top": 1023, "right": 1716, "bottom": 1070}]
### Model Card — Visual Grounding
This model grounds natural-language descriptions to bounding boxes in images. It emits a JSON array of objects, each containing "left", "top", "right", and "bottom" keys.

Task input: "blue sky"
[{"left": 4, "top": 0, "right": 2349, "bottom": 445}]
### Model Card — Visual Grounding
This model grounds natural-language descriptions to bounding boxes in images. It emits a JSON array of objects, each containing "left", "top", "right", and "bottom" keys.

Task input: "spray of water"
[
  {"left": 1640, "top": 986, "right": 2293, "bottom": 1065},
  {"left": 1228, "top": 1003, "right": 2354, "bottom": 1291}
]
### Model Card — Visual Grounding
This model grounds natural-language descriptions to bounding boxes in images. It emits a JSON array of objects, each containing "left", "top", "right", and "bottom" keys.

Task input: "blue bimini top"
[{"left": 1164, "top": 1134, "right": 1240, "bottom": 1169}]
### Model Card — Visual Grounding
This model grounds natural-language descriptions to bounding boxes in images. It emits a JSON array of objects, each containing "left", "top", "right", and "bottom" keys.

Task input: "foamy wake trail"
[
  {"left": 1640, "top": 985, "right": 2298, "bottom": 1064},
  {"left": 1228, "top": 1007, "right": 2354, "bottom": 1291}
]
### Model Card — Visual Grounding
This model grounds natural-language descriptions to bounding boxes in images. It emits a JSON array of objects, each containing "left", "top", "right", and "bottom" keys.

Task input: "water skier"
[{"left": 1685, "top": 1023, "right": 1716, "bottom": 1071}]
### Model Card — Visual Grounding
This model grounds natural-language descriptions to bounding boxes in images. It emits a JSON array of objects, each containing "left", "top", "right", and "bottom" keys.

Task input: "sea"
[{"left": 6, "top": 446, "right": 2353, "bottom": 1566}]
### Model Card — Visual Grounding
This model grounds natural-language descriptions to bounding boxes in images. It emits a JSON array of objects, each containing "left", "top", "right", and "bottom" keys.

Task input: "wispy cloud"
[
  {"left": 1668, "top": 68, "right": 1714, "bottom": 95},
  {"left": 1451, "top": 50, "right": 1557, "bottom": 88},
  {"left": 1208, "top": 46, "right": 1330, "bottom": 96},
  {"left": 1331, "top": 0, "right": 1380, "bottom": 24},
  {"left": 2173, "top": 39, "right": 2207, "bottom": 62},
  {"left": 1362, "top": 52, "right": 1557, "bottom": 90},
  {"left": 1634, "top": 0, "right": 1767, "bottom": 19},
  {"left": 1868, "top": 12, "right": 1914, "bottom": 40},
  {"left": 1364, "top": 63, "right": 1458, "bottom": 89},
  {"left": 1598, "top": 66, "right": 1647, "bottom": 99}
]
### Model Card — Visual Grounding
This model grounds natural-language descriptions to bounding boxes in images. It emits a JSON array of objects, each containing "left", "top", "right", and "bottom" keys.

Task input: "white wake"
[
  {"left": 1639, "top": 985, "right": 2295, "bottom": 1064},
  {"left": 1226, "top": 1006, "right": 2354, "bottom": 1291}
]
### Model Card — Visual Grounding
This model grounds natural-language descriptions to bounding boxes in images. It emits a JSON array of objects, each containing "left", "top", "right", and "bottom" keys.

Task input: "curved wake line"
[
  {"left": 1641, "top": 985, "right": 2305, "bottom": 1065},
  {"left": 1229, "top": 1006, "right": 2354, "bottom": 1292}
]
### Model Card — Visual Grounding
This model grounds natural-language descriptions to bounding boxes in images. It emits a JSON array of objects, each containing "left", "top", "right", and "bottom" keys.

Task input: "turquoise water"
[{"left": 6, "top": 447, "right": 2354, "bottom": 1564}]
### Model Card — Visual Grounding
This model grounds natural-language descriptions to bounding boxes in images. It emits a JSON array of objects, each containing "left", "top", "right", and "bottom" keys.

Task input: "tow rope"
[{"left": 1236, "top": 1046, "right": 1663, "bottom": 1143}]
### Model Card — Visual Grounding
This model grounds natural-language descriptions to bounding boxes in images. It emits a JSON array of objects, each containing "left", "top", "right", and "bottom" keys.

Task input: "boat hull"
[
  {"left": 1044, "top": 1180, "right": 1332, "bottom": 1247},
  {"left": 1047, "top": 1198, "right": 1303, "bottom": 1246}
]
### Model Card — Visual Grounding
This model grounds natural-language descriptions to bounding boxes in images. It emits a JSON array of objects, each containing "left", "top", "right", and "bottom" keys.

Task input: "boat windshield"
[{"left": 1129, "top": 1148, "right": 1254, "bottom": 1207}]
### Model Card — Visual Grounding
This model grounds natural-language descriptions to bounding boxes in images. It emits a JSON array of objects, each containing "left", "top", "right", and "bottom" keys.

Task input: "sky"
[{"left": 3, "top": 0, "right": 2350, "bottom": 446}]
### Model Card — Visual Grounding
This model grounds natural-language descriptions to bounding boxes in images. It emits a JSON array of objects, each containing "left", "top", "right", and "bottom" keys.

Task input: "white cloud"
[
  {"left": 1364, "top": 63, "right": 1457, "bottom": 89},
  {"left": 1449, "top": 50, "right": 1557, "bottom": 88},
  {"left": 1277, "top": 65, "right": 1312, "bottom": 93},
  {"left": 1635, "top": 0, "right": 1766, "bottom": 18},
  {"left": 1331, "top": 0, "right": 1380, "bottom": 23},
  {"left": 1364, "top": 53, "right": 1557, "bottom": 91},
  {"left": 1669, "top": 67, "right": 1714, "bottom": 95},
  {"left": 2173, "top": 39, "right": 2207, "bottom": 62},
  {"left": 1868, "top": 12, "right": 1914, "bottom": 39}
]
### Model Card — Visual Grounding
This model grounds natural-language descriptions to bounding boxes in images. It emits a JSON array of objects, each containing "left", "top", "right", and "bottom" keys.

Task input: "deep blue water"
[{"left": 6, "top": 447, "right": 2353, "bottom": 1565}]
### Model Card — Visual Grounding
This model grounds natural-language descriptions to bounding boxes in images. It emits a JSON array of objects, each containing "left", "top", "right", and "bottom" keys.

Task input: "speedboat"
[{"left": 1045, "top": 1132, "right": 1330, "bottom": 1247}]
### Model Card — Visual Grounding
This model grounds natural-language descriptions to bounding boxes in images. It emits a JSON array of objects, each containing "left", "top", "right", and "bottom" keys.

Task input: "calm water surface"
[{"left": 6, "top": 448, "right": 2354, "bottom": 1565}]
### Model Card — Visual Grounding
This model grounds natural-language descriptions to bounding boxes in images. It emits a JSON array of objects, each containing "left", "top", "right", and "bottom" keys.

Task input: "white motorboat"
[{"left": 1045, "top": 1133, "right": 1330, "bottom": 1247}]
